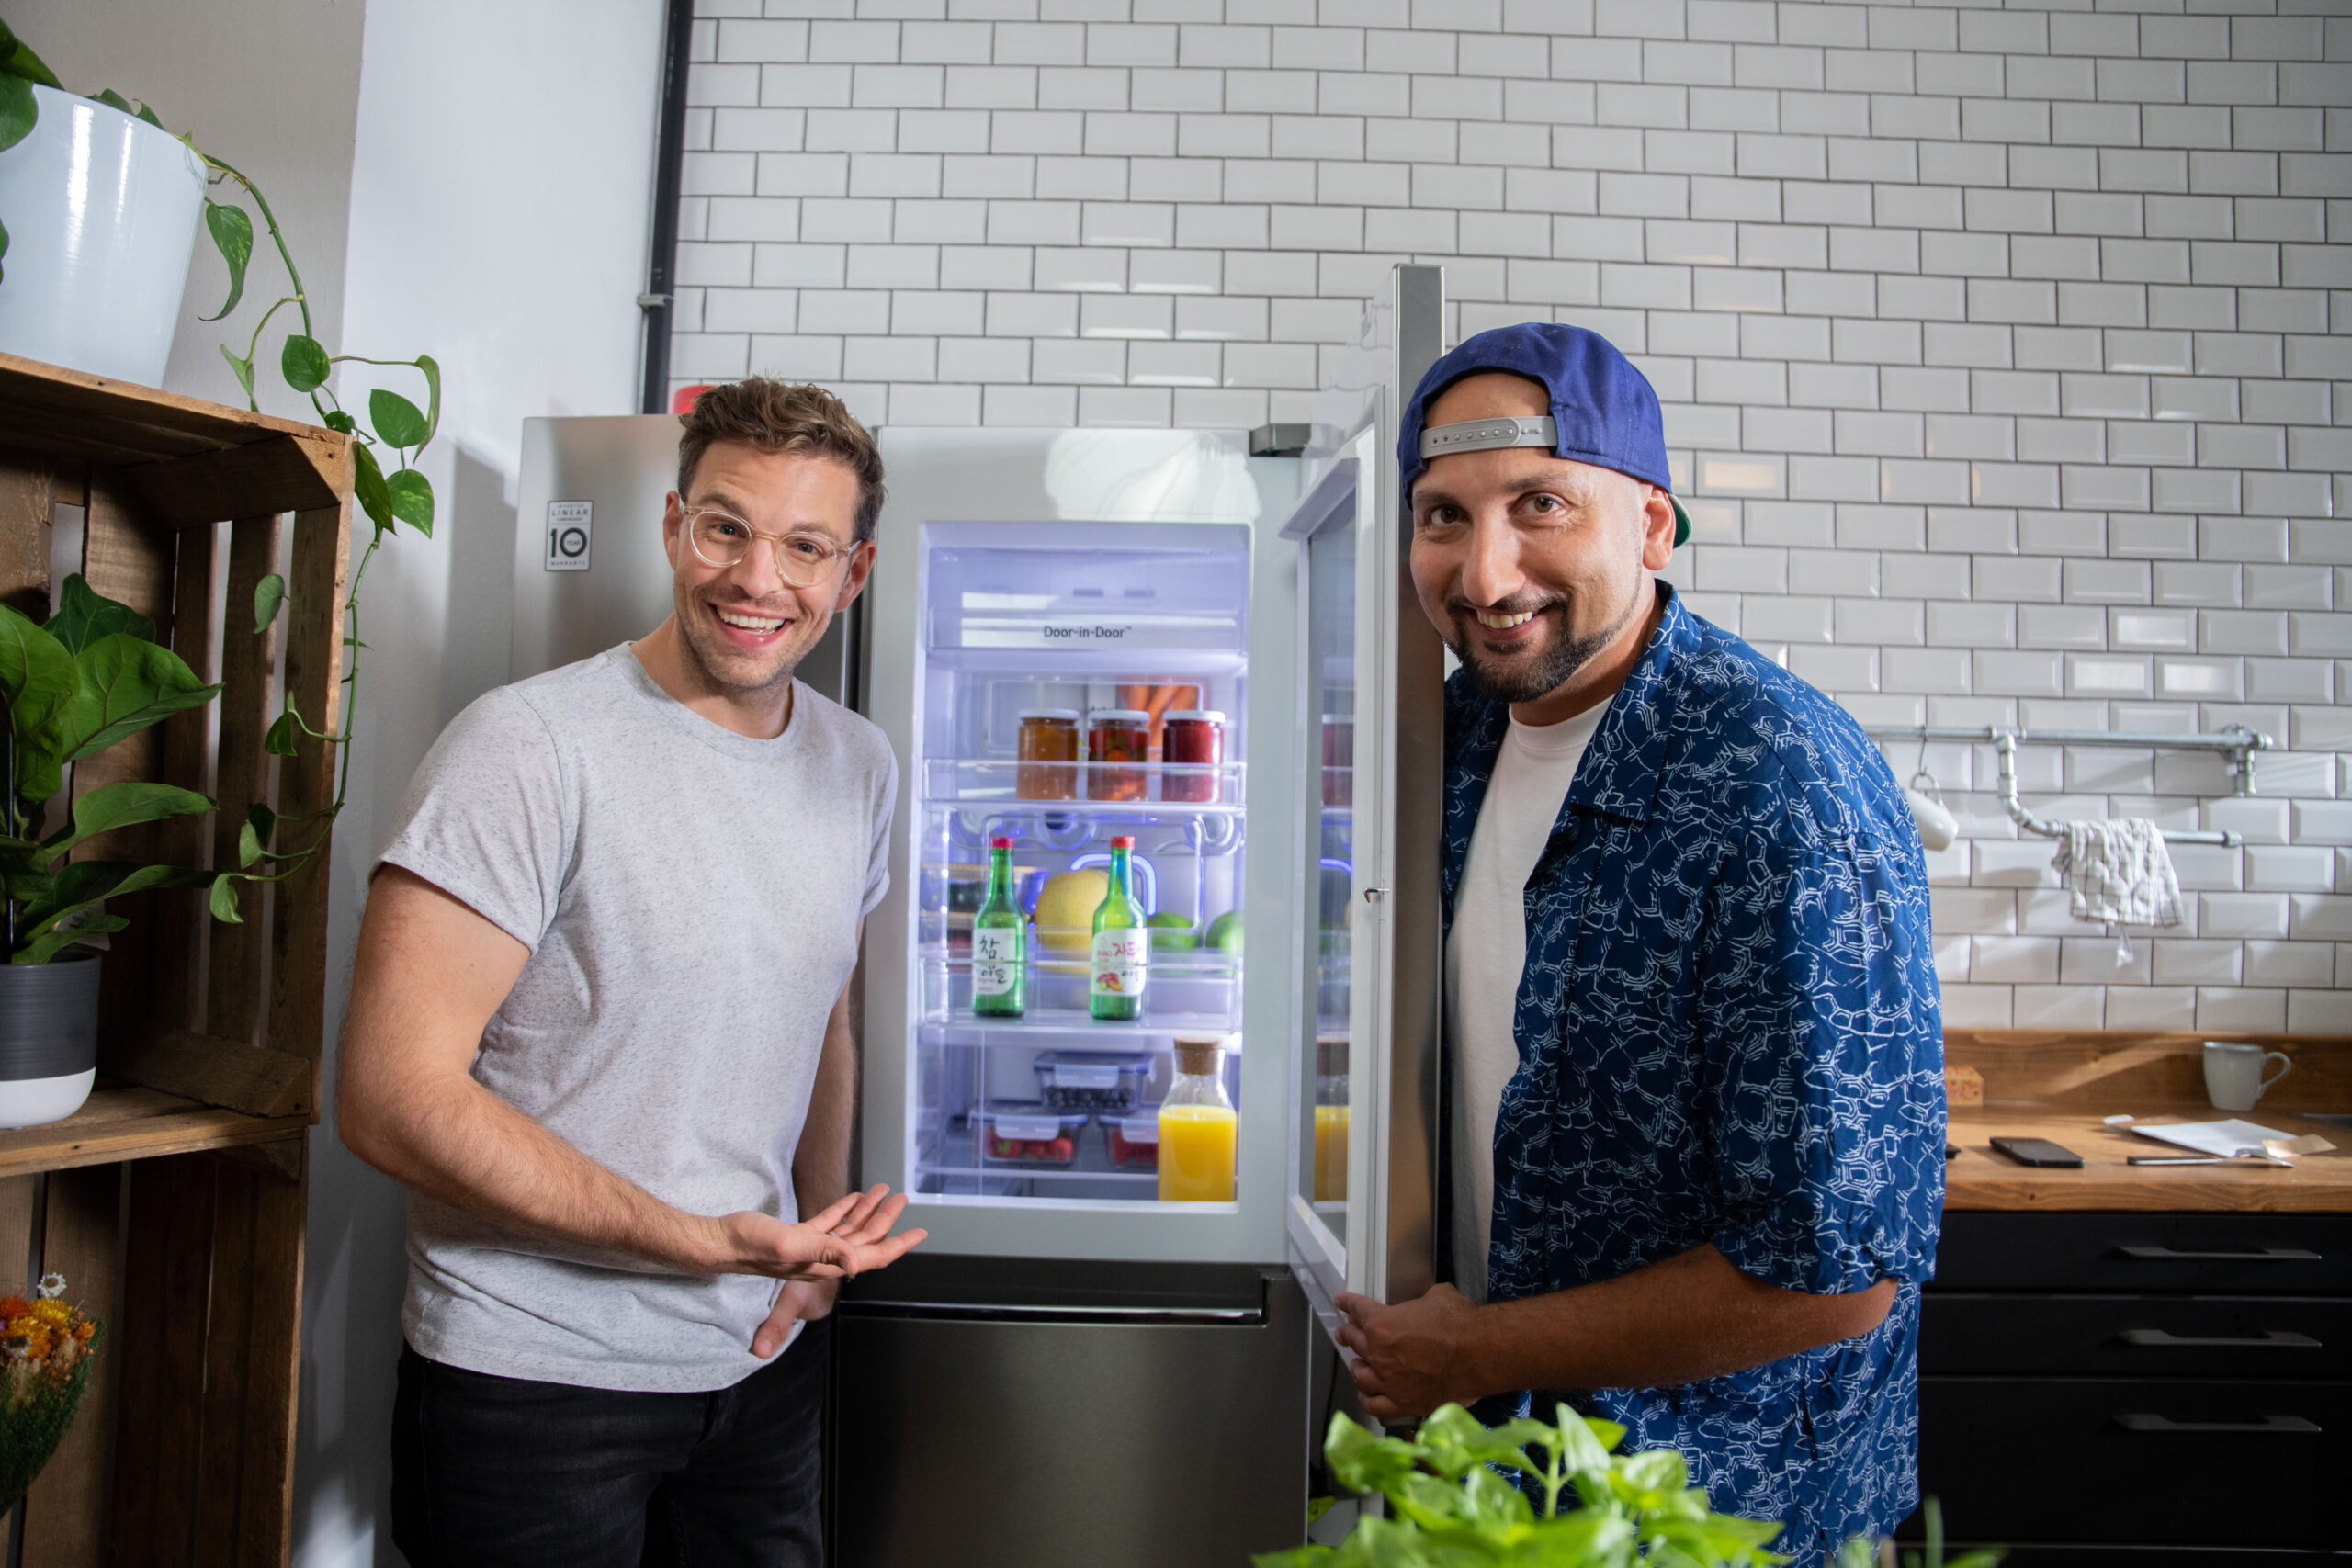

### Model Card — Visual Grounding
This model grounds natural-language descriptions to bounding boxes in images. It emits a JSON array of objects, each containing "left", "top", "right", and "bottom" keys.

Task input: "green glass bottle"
[
  {"left": 971, "top": 836, "right": 1025, "bottom": 1018},
  {"left": 1089, "top": 835, "right": 1148, "bottom": 1022}
]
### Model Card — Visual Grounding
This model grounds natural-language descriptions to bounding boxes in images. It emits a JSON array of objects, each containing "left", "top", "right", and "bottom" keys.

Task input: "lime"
[
  {"left": 1205, "top": 909, "right": 1243, "bottom": 954},
  {"left": 1148, "top": 911, "right": 1199, "bottom": 951}
]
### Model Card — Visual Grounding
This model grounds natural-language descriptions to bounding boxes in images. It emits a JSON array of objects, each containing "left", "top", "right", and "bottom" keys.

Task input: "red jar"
[
  {"left": 1160, "top": 709, "right": 1225, "bottom": 802},
  {"left": 1087, "top": 709, "right": 1150, "bottom": 801}
]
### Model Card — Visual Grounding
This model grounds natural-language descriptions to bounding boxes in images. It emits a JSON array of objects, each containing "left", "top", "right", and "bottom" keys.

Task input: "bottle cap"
[
  {"left": 1163, "top": 709, "right": 1226, "bottom": 725},
  {"left": 992, "top": 836, "right": 1014, "bottom": 850},
  {"left": 1172, "top": 1034, "right": 1226, "bottom": 1077},
  {"left": 1087, "top": 709, "right": 1154, "bottom": 725},
  {"left": 1015, "top": 706, "right": 1082, "bottom": 722},
  {"left": 1317, "top": 1032, "right": 1349, "bottom": 1076},
  {"left": 1111, "top": 835, "right": 1135, "bottom": 849}
]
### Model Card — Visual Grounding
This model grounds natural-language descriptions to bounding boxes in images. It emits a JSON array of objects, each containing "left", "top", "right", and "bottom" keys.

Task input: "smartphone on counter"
[{"left": 1989, "top": 1135, "right": 2084, "bottom": 1169}]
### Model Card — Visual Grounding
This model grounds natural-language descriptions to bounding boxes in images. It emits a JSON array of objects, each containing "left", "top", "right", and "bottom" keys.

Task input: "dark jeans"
[{"left": 390, "top": 1316, "right": 828, "bottom": 1567}]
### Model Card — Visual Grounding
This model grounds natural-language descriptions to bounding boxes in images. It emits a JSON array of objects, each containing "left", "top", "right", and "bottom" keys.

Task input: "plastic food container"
[
  {"left": 1160, "top": 709, "right": 1225, "bottom": 802},
  {"left": 1016, "top": 707, "right": 1080, "bottom": 800},
  {"left": 1031, "top": 1051, "right": 1153, "bottom": 1112},
  {"left": 1102, "top": 1108, "right": 1160, "bottom": 1169},
  {"left": 978, "top": 1102, "right": 1088, "bottom": 1166},
  {"left": 1087, "top": 709, "right": 1150, "bottom": 801}
]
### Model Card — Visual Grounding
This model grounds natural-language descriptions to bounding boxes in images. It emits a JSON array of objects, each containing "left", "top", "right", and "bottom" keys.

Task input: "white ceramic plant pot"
[
  {"left": 0, "top": 948, "right": 100, "bottom": 1129},
  {"left": 0, "top": 84, "right": 205, "bottom": 388}
]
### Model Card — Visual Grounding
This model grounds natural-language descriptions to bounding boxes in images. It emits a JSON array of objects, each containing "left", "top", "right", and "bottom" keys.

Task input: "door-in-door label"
[{"left": 545, "top": 502, "right": 592, "bottom": 571}]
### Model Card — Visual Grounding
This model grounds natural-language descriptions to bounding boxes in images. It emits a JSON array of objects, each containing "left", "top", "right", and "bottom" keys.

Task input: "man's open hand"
[
  {"left": 1334, "top": 1283, "right": 1487, "bottom": 1421},
  {"left": 712, "top": 1183, "right": 926, "bottom": 1284}
]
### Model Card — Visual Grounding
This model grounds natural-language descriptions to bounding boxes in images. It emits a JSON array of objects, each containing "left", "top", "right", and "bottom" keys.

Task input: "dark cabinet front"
[{"left": 1914, "top": 1213, "right": 2348, "bottom": 1562}]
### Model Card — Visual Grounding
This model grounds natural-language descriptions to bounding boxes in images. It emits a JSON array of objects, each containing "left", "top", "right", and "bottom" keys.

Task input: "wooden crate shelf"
[
  {"left": 0, "top": 1089, "right": 309, "bottom": 1182},
  {"left": 0, "top": 352, "right": 351, "bottom": 1566}
]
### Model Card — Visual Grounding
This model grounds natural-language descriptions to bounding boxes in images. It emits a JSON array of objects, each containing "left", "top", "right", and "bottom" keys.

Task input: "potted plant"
[
  {"left": 0, "top": 575, "right": 226, "bottom": 1127},
  {"left": 0, "top": 22, "right": 203, "bottom": 385},
  {"left": 1259, "top": 1404, "right": 2005, "bottom": 1568}
]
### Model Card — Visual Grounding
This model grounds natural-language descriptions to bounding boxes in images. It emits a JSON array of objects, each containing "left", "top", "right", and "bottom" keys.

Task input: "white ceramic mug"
[{"left": 2203, "top": 1041, "right": 2291, "bottom": 1113}]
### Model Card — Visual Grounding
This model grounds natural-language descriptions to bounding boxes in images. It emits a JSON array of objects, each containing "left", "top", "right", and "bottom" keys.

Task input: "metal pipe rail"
[{"left": 1866, "top": 723, "right": 2278, "bottom": 850}]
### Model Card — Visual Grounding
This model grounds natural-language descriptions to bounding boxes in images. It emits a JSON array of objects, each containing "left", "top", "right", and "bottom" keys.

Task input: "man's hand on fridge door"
[
  {"left": 752, "top": 1279, "right": 839, "bottom": 1359},
  {"left": 708, "top": 1183, "right": 928, "bottom": 1284},
  {"left": 1332, "top": 1284, "right": 1486, "bottom": 1421}
]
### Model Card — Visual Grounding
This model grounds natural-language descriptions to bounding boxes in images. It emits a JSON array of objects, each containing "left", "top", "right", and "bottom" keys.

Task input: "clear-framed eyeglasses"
[{"left": 681, "top": 506, "right": 860, "bottom": 587}]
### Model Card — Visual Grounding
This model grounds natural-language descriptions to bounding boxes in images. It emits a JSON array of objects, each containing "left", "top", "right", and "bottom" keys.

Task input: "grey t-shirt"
[{"left": 375, "top": 644, "right": 896, "bottom": 1393}]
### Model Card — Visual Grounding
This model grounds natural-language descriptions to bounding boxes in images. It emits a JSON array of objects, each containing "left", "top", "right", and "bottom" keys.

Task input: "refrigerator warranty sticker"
[{"left": 545, "top": 502, "right": 593, "bottom": 571}]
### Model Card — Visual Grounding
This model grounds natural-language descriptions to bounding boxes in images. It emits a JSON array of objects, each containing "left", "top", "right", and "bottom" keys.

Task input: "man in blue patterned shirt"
[{"left": 1334, "top": 323, "right": 1944, "bottom": 1562}]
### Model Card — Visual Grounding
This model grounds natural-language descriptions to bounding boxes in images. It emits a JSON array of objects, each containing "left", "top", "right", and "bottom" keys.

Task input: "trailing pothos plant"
[
  {"left": 0, "top": 17, "right": 442, "bottom": 912},
  {"left": 0, "top": 577, "right": 224, "bottom": 964}
]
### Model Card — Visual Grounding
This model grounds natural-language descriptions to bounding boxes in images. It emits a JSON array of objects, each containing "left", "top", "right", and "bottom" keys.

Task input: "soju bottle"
[
  {"left": 972, "top": 836, "right": 1025, "bottom": 1018},
  {"left": 1090, "top": 835, "right": 1148, "bottom": 1021}
]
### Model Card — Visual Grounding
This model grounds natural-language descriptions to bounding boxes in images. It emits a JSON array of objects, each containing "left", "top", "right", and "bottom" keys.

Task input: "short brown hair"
[{"left": 677, "top": 379, "right": 887, "bottom": 541}]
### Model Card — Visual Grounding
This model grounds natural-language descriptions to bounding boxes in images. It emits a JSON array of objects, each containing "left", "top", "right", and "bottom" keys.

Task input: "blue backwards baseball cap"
[{"left": 1399, "top": 321, "right": 1690, "bottom": 547}]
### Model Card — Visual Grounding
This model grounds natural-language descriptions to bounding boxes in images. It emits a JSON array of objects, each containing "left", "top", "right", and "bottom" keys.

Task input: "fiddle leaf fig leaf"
[
  {"left": 199, "top": 199, "right": 254, "bottom": 321},
  {"left": 369, "top": 388, "right": 428, "bottom": 449},
  {"left": 386, "top": 468, "right": 434, "bottom": 536},
  {"left": 208, "top": 872, "right": 243, "bottom": 924},
  {"left": 0, "top": 603, "right": 76, "bottom": 748},
  {"left": 38, "top": 781, "right": 213, "bottom": 868},
  {"left": 46, "top": 633, "right": 220, "bottom": 763},
  {"left": 219, "top": 343, "right": 257, "bottom": 408},
  {"left": 352, "top": 442, "right": 395, "bottom": 536},
  {"left": 415, "top": 355, "right": 441, "bottom": 448},
  {"left": 0, "top": 72, "right": 35, "bottom": 155},
  {"left": 253, "top": 572, "right": 287, "bottom": 633},
  {"left": 264, "top": 705, "right": 300, "bottom": 757},
  {"left": 45, "top": 573, "right": 154, "bottom": 654},
  {"left": 0, "top": 25, "right": 62, "bottom": 89},
  {"left": 281, "top": 333, "right": 331, "bottom": 394}
]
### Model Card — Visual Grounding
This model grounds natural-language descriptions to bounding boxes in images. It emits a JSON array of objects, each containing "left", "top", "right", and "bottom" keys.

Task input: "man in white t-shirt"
[
  {"left": 340, "top": 379, "right": 926, "bottom": 1565},
  {"left": 1333, "top": 325, "right": 1942, "bottom": 1556}
]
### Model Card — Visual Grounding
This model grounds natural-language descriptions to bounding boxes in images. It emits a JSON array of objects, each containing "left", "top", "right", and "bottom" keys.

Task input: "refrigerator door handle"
[{"left": 840, "top": 1299, "right": 1267, "bottom": 1326}]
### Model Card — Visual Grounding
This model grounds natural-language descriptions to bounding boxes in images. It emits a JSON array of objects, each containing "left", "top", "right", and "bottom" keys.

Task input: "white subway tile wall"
[{"left": 676, "top": 0, "right": 2352, "bottom": 1032}]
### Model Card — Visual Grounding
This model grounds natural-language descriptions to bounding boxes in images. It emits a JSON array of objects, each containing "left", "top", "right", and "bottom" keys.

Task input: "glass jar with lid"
[
  {"left": 1159, "top": 709, "right": 1225, "bottom": 802},
  {"left": 1015, "top": 708, "right": 1080, "bottom": 800},
  {"left": 1312, "top": 1033, "right": 1349, "bottom": 1202},
  {"left": 1086, "top": 709, "right": 1150, "bottom": 801}
]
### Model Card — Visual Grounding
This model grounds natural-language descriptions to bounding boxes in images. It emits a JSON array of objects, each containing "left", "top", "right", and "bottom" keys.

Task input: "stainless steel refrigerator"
[{"left": 507, "top": 264, "right": 1450, "bottom": 1567}]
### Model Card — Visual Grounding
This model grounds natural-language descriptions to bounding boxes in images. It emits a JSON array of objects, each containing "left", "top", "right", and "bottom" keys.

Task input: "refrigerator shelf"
[
  {"left": 921, "top": 756, "right": 1246, "bottom": 809},
  {"left": 917, "top": 1009, "right": 1245, "bottom": 1046}
]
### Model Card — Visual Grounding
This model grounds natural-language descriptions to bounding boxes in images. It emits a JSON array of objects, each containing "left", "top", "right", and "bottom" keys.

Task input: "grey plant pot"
[{"left": 0, "top": 949, "right": 101, "bottom": 1129}]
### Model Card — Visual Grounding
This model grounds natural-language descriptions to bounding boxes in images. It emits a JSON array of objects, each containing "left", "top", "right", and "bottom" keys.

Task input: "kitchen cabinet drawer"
[
  {"left": 1921, "top": 1293, "right": 2352, "bottom": 1378},
  {"left": 1936, "top": 1213, "right": 2352, "bottom": 1293},
  {"left": 1918, "top": 1375, "right": 2346, "bottom": 1547}
]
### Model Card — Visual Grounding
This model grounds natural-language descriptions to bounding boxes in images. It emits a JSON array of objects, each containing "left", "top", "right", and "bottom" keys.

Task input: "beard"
[
  {"left": 1445, "top": 591, "right": 1640, "bottom": 705},
  {"left": 673, "top": 592, "right": 812, "bottom": 698}
]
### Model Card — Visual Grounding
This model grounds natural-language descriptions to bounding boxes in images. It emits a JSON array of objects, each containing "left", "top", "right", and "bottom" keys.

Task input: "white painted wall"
[
  {"left": 674, "top": 0, "right": 2352, "bottom": 1033},
  {"left": 300, "top": 4, "right": 663, "bottom": 1561}
]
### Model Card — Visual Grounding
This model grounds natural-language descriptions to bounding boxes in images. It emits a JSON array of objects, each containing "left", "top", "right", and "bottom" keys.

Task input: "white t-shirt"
[
  {"left": 1445, "top": 699, "right": 1610, "bottom": 1303},
  {"left": 377, "top": 646, "right": 897, "bottom": 1392}
]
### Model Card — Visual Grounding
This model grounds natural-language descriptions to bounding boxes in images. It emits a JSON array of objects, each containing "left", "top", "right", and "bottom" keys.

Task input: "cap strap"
[{"left": 1417, "top": 414, "right": 1557, "bottom": 461}]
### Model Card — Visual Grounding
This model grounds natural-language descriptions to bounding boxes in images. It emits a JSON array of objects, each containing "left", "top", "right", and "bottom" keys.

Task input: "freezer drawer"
[
  {"left": 1917, "top": 1375, "right": 2346, "bottom": 1548},
  {"left": 830, "top": 1264, "right": 1309, "bottom": 1568},
  {"left": 1920, "top": 1292, "right": 2352, "bottom": 1378},
  {"left": 1936, "top": 1213, "right": 2352, "bottom": 1293}
]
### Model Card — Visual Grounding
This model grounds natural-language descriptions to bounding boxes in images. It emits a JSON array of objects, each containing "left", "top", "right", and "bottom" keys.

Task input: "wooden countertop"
[{"left": 1945, "top": 1107, "right": 2352, "bottom": 1213}]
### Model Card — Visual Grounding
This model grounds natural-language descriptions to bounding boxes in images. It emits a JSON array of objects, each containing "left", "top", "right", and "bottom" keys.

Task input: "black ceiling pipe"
[{"left": 639, "top": 0, "right": 695, "bottom": 416}]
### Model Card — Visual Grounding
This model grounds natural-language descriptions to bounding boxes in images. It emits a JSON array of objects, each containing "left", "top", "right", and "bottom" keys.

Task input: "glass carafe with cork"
[
  {"left": 1312, "top": 1033, "right": 1348, "bottom": 1202},
  {"left": 1158, "top": 1035, "right": 1236, "bottom": 1201}
]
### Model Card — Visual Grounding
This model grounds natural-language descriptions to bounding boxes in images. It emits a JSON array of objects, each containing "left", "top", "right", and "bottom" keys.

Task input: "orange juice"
[
  {"left": 1157, "top": 1104, "right": 1238, "bottom": 1201},
  {"left": 1313, "top": 1103, "right": 1349, "bottom": 1201}
]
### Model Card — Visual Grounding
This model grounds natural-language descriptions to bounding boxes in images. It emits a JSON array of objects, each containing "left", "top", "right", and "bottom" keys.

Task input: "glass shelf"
[{"left": 922, "top": 756, "right": 1246, "bottom": 810}]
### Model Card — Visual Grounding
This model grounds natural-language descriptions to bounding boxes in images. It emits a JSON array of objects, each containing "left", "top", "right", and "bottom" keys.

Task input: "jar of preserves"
[
  {"left": 1087, "top": 709, "right": 1150, "bottom": 801},
  {"left": 1016, "top": 708, "right": 1080, "bottom": 800},
  {"left": 1160, "top": 709, "right": 1225, "bottom": 802}
]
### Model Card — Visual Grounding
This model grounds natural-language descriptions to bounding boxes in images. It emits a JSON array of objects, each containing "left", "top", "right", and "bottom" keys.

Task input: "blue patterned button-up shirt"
[{"left": 1442, "top": 585, "right": 1943, "bottom": 1561}]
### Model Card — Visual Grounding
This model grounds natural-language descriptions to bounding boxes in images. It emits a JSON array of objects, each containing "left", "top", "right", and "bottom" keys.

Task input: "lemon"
[{"left": 1034, "top": 868, "right": 1110, "bottom": 952}]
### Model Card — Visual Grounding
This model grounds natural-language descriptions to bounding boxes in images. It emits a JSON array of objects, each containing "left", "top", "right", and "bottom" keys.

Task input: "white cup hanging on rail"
[{"left": 1905, "top": 772, "right": 1958, "bottom": 852}]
